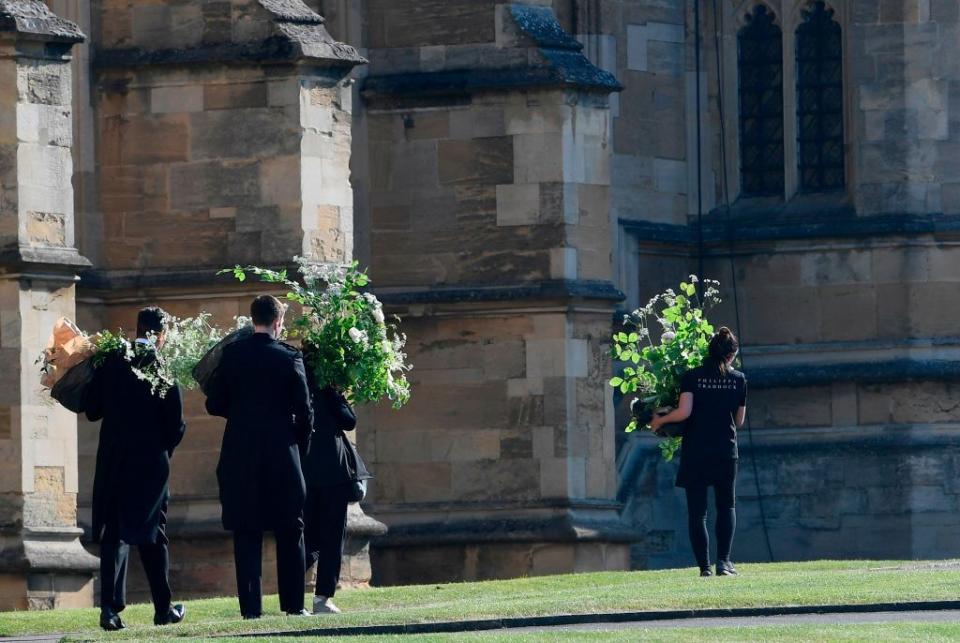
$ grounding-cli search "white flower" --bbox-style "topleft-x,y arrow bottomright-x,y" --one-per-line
661,331 -> 676,343
372,308 -> 385,324
382,340 -> 392,352
348,327 -> 364,343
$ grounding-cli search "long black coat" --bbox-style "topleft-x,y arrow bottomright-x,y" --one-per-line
205,333 -> 314,532
303,385 -> 362,490
85,349 -> 186,545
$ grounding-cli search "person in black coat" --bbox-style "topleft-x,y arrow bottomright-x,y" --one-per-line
85,307 -> 186,631
301,365 -> 366,615
205,295 -> 314,618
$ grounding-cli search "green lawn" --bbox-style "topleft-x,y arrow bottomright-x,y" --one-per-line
0,560 -> 957,641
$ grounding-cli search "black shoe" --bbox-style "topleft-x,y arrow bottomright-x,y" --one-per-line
700,567 -> 713,577
100,609 -> 125,631
717,561 -> 739,576
286,608 -> 311,616
242,613 -> 261,620
155,603 -> 186,626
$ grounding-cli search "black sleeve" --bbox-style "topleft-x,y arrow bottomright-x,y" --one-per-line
326,388 -> 357,433
84,358 -> 107,422
204,351 -> 230,418
680,369 -> 696,395
163,384 -> 187,456
290,353 -> 314,454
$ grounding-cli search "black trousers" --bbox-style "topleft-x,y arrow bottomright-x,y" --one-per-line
684,462 -> 737,570
232,526 -> 305,616
99,519 -> 171,616
304,485 -> 350,598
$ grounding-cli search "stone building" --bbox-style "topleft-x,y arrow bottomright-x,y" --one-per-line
0,0 -> 957,609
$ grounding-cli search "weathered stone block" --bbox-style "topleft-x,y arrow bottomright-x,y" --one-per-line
150,85 -> 204,114
203,81 -> 268,111
438,137 -> 513,186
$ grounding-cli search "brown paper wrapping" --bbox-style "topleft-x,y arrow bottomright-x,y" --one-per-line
40,318 -> 95,389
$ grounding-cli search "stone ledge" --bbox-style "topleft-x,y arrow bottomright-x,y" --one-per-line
79,270 -> 625,306
377,280 -> 625,305
0,246 -> 91,279
363,66 -> 618,104
0,528 -> 98,574
372,511 -> 635,548
621,212 -> 960,246
0,0 -> 84,43
624,423 -> 960,457
750,358 -> 960,389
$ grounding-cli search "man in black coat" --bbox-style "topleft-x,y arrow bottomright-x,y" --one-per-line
205,295 -> 314,618
85,307 -> 186,631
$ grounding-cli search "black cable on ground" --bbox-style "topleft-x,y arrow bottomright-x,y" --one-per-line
694,0 -> 775,562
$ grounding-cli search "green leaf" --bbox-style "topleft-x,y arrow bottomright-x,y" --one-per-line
628,332 -> 639,343
631,353 -> 641,364
609,377 -> 624,387
617,332 -> 629,343
619,382 -> 629,394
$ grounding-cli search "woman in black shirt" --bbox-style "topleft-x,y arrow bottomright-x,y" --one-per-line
651,327 -> 747,577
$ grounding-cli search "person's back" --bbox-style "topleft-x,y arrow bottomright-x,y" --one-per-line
85,307 -> 186,631
209,333 -> 313,531
651,326 -> 747,578
204,294 -> 313,619
679,363 -> 747,464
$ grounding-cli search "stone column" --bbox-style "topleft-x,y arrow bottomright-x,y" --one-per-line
0,0 -> 98,610
359,3 -> 630,584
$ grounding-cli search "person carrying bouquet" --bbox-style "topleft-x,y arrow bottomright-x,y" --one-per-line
205,295 -> 314,619
85,307 -> 187,631
651,327 -> 747,577
299,361 -> 367,615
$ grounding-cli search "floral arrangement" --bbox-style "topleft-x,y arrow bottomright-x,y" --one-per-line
223,258 -> 412,408
133,313 -> 226,397
39,314 -> 228,400
610,276 -> 721,460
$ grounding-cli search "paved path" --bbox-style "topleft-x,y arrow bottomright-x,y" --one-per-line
4,606 -> 960,640
510,609 -> 960,633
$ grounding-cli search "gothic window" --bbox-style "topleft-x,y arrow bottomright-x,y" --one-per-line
738,5 -> 784,197
796,1 -> 844,191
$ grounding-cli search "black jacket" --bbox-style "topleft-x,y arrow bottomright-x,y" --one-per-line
303,386 -> 361,489
206,333 -> 314,531
85,348 -> 185,544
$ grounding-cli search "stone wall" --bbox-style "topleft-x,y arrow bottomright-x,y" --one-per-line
0,1 -> 98,610
357,3 -> 629,584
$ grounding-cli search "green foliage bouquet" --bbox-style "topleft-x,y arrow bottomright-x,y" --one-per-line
224,258 -> 412,408
88,314 -> 225,398
610,276 -> 721,460
134,313 -> 226,397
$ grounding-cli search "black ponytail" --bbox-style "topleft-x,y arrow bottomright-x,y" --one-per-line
708,327 -> 739,375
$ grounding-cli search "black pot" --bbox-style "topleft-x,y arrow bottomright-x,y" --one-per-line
630,398 -> 654,426
654,422 -> 685,438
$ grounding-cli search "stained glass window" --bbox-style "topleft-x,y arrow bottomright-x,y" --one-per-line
738,5 -> 784,197
796,1 -> 844,192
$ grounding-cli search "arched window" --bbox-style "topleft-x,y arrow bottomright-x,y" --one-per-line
796,1 -> 844,191
738,5 -> 784,197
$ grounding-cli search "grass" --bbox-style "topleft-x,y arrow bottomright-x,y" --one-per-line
0,560 -> 958,641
